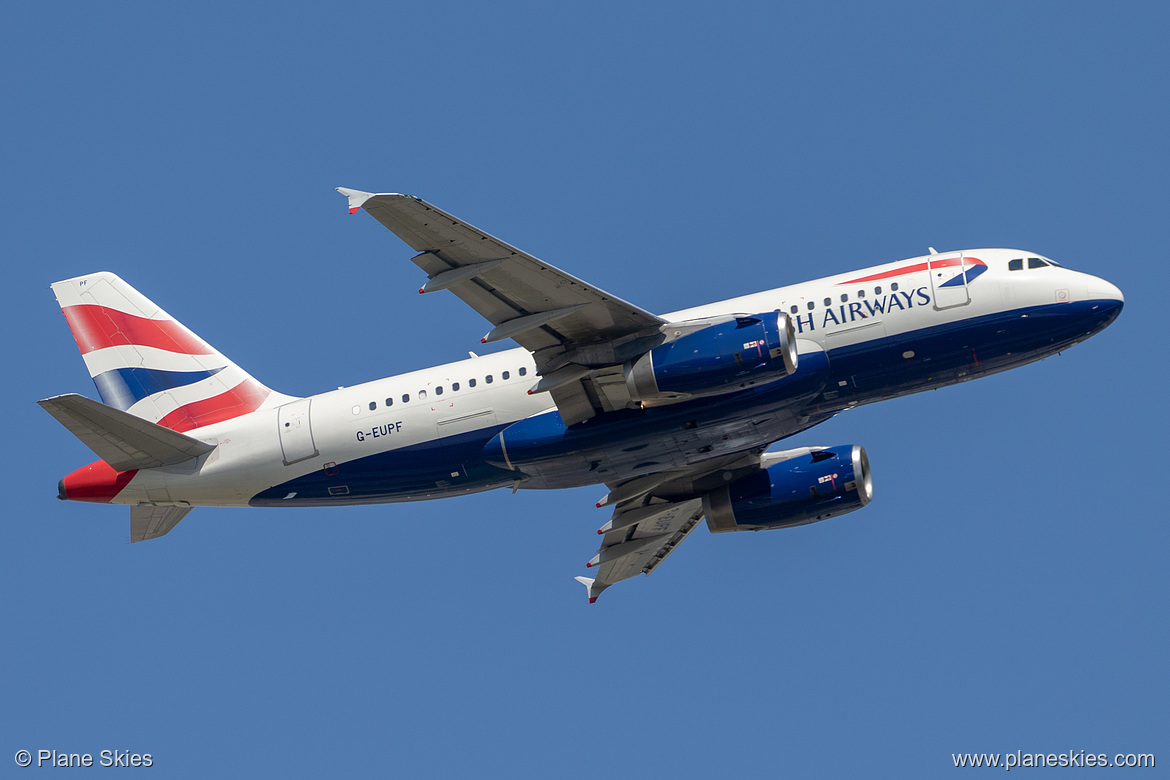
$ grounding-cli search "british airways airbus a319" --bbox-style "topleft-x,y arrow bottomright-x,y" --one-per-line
40,189 -> 1124,601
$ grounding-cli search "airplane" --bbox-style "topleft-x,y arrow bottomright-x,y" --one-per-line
39,188 -> 1124,602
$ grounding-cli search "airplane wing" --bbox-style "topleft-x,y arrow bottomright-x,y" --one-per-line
575,450 -> 768,602
338,189 -> 667,425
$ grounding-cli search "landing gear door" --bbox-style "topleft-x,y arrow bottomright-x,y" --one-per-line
929,252 -> 972,310
278,398 -> 318,466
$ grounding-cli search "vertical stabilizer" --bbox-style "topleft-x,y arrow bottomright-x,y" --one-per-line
51,272 -> 285,432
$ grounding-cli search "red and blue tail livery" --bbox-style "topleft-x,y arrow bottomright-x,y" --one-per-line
51,273 -> 276,433
39,190 -> 1124,601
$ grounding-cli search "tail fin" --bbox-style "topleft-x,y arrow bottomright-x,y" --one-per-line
51,272 -> 280,432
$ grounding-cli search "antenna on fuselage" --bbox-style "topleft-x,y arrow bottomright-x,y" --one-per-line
928,246 -> 938,255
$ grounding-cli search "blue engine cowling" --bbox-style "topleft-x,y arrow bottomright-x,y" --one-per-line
703,445 -> 873,533
624,311 -> 798,403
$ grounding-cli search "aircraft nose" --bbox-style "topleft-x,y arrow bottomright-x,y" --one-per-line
1086,275 -> 1124,305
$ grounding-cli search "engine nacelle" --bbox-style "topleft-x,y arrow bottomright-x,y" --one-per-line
703,445 -> 873,533
624,312 -> 798,403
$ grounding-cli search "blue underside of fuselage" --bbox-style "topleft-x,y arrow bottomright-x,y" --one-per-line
249,298 -> 1122,507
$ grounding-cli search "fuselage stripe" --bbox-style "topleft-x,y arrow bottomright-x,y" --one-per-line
838,256 -> 986,285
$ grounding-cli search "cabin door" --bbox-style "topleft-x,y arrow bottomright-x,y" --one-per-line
929,252 -> 973,310
278,398 -> 319,465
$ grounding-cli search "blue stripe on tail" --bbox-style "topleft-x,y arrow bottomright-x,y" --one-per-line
93,366 -> 226,410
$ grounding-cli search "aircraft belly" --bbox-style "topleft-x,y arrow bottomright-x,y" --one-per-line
487,348 -> 833,489
248,422 -> 516,506
821,298 -> 1123,407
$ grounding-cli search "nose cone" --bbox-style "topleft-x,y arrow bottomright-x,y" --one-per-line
1080,274 -> 1124,334
1086,276 -> 1124,305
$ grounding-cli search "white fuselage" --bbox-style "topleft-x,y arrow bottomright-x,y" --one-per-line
104,248 -> 1122,507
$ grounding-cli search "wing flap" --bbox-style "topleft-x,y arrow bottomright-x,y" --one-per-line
38,393 -> 215,471
575,451 -> 772,601
587,498 -> 706,592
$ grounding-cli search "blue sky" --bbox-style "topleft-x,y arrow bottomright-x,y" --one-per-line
3,2 -> 1166,776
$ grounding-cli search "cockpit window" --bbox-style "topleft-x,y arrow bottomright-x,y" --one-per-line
1008,258 -> 1023,271
1028,257 -> 1048,269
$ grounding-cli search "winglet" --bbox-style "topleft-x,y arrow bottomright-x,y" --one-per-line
336,187 -> 375,215
574,576 -> 606,604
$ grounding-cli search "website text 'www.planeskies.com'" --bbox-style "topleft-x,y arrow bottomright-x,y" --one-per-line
952,751 -> 1154,770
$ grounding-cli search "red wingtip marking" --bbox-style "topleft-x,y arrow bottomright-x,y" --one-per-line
588,597 -> 597,604
526,389 -> 533,395
418,287 -> 425,294
480,337 -> 487,344
595,502 -> 602,508
585,562 -> 593,568
348,206 -> 359,214
597,529 -> 603,535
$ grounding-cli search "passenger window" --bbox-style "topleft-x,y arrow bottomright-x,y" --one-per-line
368,401 -> 376,411
857,289 -> 865,299
502,371 -> 510,380
452,382 -> 460,391
1028,257 -> 1046,269
519,367 -> 527,376
418,389 -> 427,400
1009,258 -> 1023,271
351,405 -> 360,415
875,286 -> 882,295
402,394 -> 410,404
486,375 -> 493,384
840,293 -> 848,303
469,378 -> 477,388
385,398 -> 393,407
789,305 -> 799,314
823,298 -> 831,307
891,282 -> 899,291
435,386 -> 443,395
807,301 -> 815,310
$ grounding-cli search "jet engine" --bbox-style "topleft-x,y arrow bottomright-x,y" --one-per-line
624,312 -> 798,403
703,445 -> 872,533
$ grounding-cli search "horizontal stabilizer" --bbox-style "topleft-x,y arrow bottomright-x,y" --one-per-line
38,393 -> 215,471
131,504 -> 193,542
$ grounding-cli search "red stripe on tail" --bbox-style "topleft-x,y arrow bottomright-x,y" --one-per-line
61,304 -> 213,356
156,379 -> 271,432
